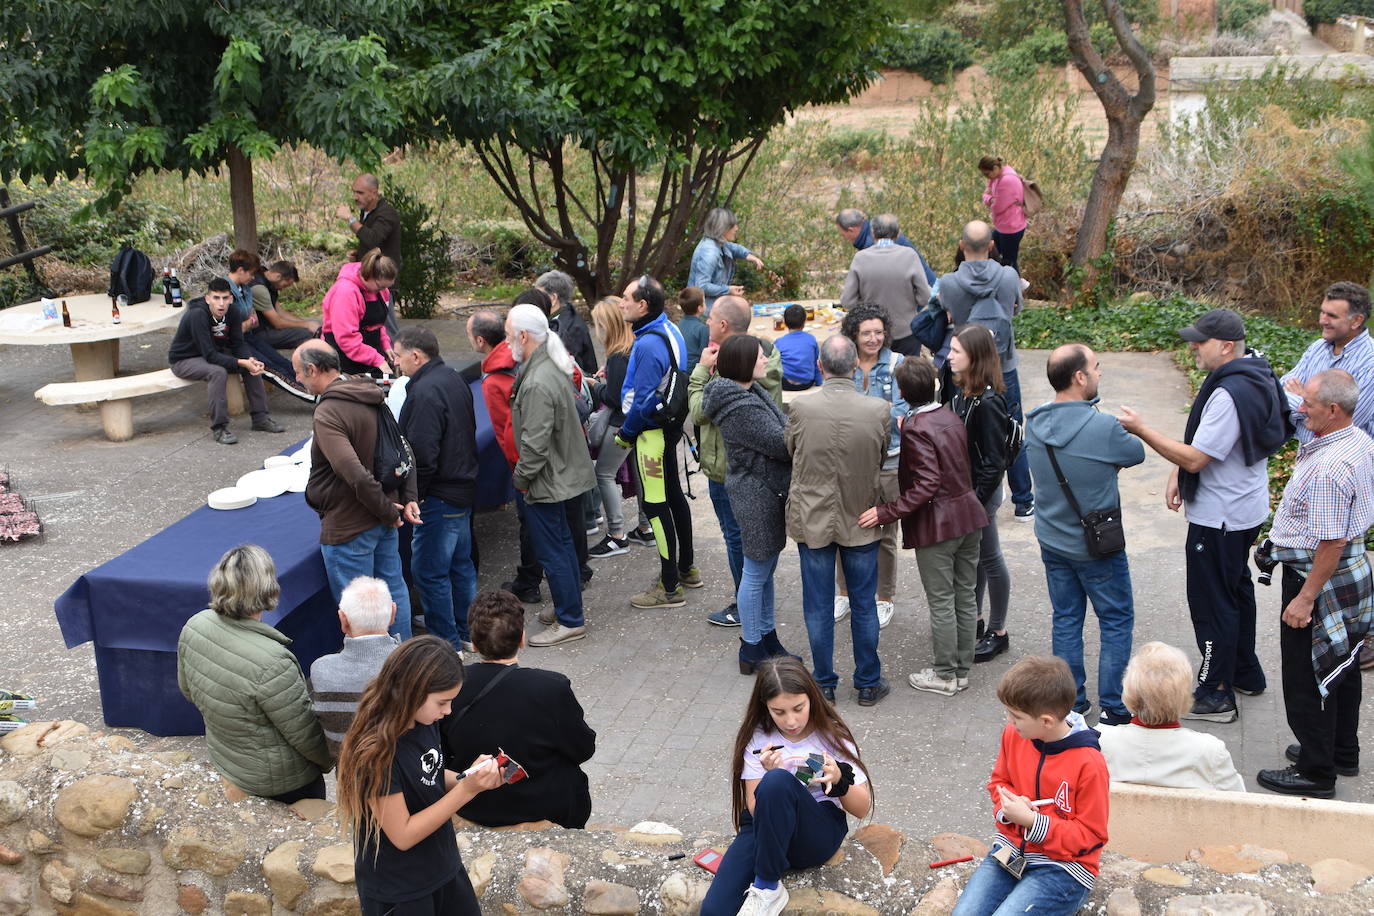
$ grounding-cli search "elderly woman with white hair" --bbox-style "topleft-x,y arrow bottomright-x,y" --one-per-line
177,544 -> 334,802
505,303 -> 597,648
688,207 -> 765,315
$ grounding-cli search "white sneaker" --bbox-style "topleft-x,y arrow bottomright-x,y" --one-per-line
833,596 -> 850,623
957,677 -> 969,692
908,668 -> 958,696
876,600 -> 894,629
737,883 -> 788,916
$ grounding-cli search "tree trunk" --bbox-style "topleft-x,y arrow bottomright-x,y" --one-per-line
227,144 -> 258,253
1062,0 -> 1156,302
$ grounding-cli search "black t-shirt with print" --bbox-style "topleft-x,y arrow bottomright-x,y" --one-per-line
354,722 -> 463,904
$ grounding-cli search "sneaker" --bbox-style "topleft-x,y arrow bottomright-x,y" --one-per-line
630,581 -> 686,609
908,668 -> 958,696
856,678 -> 891,707
251,416 -> 286,433
1183,689 -> 1238,723
737,882 -> 789,916
584,523 -> 600,536
834,596 -> 850,623
537,606 -> 555,626
500,580 -> 543,605
678,566 -> 704,589
1098,708 -> 1132,727
625,527 -> 656,547
212,426 -> 239,445
974,631 -> 1009,662
1014,503 -> 1034,521
1073,701 -> 1094,720
527,623 -> 587,647
707,604 -> 742,627
956,677 -> 970,692
820,686 -> 836,703
588,535 -> 630,559
876,600 -> 894,629
261,370 -> 316,403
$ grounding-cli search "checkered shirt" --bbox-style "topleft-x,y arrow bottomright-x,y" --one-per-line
1270,425 -> 1374,550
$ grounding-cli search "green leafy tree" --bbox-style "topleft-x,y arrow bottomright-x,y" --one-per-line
385,180 -> 453,320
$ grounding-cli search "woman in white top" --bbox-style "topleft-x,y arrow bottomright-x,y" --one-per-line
1098,642 -> 1245,792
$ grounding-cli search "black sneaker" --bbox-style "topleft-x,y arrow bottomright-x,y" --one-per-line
1014,503 -> 1034,521
500,580 -> 543,604
251,417 -> 286,433
820,686 -> 836,703
1098,708 -> 1132,727
588,535 -> 630,559
1286,743 -> 1359,777
856,678 -> 891,707
1183,689 -> 1238,723
212,426 -> 239,445
974,631 -> 1009,662
625,527 -> 656,547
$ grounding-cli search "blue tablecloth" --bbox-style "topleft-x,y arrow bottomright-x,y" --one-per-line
54,377 -> 513,736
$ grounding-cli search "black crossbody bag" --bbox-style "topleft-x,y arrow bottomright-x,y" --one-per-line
1045,445 -> 1125,559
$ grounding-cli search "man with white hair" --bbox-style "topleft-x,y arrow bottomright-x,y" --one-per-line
839,213 -> 930,356
507,304 -> 597,646
307,576 -> 398,755
536,269 -> 599,375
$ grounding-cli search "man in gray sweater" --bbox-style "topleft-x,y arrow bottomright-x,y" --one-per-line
839,213 -> 930,356
308,576 -> 398,755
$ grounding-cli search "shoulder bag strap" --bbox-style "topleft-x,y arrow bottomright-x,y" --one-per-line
1044,444 -> 1087,525
449,663 -> 518,724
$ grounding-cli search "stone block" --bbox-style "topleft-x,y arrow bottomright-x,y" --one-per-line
0,722 -> 89,756
312,845 -> 355,884
658,872 -> 710,916
518,847 -> 570,909
469,852 -> 497,898
909,876 -> 959,916
784,887 -> 880,915
26,831 -> 60,855
0,845 -> 19,867
1142,866 -> 1191,886
928,833 -> 987,861
40,860 -> 78,905
854,824 -> 904,876
163,826 -> 246,877
1310,858 -> 1372,895
0,783 -> 29,826
94,849 -> 149,876
53,893 -> 137,916
624,821 -> 683,846
49,749 -> 91,772
289,798 -> 333,822
1106,887 -> 1141,916
177,884 -> 208,914
582,880 -> 639,914
84,875 -> 142,903
101,736 -> 136,754
262,840 -> 308,911
0,871 -> 30,915
1162,894 -> 1267,915
224,891 -> 272,916
1189,846 -> 1263,875
54,775 -> 138,837
304,894 -> 362,915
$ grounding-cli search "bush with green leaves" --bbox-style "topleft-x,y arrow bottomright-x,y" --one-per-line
9,182 -> 195,265
874,22 -> 974,83
1217,0 -> 1271,33
0,268 -> 49,309
1304,0 -> 1374,25
384,180 -> 453,320
815,129 -> 890,164
978,0 -> 1158,52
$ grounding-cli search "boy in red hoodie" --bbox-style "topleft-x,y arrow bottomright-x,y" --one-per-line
953,656 -> 1108,916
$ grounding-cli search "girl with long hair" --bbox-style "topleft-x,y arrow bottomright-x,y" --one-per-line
337,636 -> 503,915
322,248 -> 399,376
701,657 -> 873,916
947,325 -> 1014,663
586,296 -> 639,557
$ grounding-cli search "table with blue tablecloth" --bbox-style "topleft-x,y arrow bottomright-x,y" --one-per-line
54,375 -> 514,736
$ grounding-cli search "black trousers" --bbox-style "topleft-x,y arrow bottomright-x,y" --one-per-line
513,493 -> 589,589
1280,565 -> 1362,786
1185,522 -> 1265,694
361,873 -> 480,916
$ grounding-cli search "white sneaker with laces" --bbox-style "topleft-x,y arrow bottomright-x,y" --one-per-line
876,600 -> 894,629
833,596 -> 850,623
736,882 -> 788,916
908,668 -> 958,696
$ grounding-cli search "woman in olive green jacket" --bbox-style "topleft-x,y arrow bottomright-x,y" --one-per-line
177,545 -> 333,802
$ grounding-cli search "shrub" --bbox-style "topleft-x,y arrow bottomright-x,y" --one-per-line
815,129 -> 891,165
978,0 -> 1158,52
455,221 -> 547,279
384,180 -> 453,320
875,23 -> 975,83
1304,0 -> 1374,26
1217,0 -> 1271,33
6,182 -> 195,265
0,268 -> 49,309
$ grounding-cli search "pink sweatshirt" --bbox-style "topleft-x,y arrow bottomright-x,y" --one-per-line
983,165 -> 1028,234
321,261 -> 392,370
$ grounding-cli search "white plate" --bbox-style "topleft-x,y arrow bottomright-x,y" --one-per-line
286,466 -> 309,492
208,487 -> 257,511
236,468 -> 290,500
263,455 -> 295,468
290,443 -> 312,464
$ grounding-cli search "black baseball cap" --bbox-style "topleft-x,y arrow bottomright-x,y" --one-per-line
1178,308 -> 1246,342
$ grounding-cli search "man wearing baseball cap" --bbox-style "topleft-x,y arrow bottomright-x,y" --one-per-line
1118,308 -> 1293,724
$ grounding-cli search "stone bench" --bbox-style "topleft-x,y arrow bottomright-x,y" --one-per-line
34,368 -> 245,442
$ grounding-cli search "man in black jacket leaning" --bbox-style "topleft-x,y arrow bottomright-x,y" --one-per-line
168,277 -> 285,445
393,325 -> 479,652
536,269 -> 599,375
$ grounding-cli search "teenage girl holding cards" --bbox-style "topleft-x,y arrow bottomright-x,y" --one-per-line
337,636 -> 504,916
701,656 -> 874,916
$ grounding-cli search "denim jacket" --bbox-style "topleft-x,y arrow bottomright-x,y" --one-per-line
854,348 -> 909,468
688,237 -> 751,312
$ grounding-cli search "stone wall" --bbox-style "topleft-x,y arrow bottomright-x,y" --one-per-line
2,721 -> 1374,915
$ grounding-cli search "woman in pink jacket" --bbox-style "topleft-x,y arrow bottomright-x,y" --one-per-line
979,156 -> 1027,277
322,248 -> 397,376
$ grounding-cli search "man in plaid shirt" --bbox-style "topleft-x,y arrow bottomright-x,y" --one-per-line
1258,369 -> 1374,799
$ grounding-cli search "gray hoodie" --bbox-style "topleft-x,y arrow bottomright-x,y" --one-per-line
938,259 -> 1024,371
1025,397 -> 1145,559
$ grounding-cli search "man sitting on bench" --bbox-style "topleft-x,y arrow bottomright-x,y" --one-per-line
168,277 -> 286,445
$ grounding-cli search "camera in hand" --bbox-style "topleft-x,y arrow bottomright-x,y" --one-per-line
1253,537 -> 1277,587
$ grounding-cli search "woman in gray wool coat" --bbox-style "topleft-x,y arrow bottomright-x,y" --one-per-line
702,334 -> 800,675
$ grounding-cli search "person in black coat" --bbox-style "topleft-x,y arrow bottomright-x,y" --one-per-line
439,589 -> 596,828
394,326 -> 479,651
537,269 -> 600,375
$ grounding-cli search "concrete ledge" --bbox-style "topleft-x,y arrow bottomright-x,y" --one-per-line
1110,781 -> 1374,868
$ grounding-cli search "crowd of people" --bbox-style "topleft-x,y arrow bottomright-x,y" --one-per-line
167,164 -> 1374,916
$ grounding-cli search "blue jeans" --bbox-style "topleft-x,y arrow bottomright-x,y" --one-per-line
710,479 -> 744,591
243,329 -> 298,380
799,542 -> 881,689
1042,546 -> 1134,717
523,498 -> 584,628
320,525 -> 412,641
1002,369 -> 1032,510
699,770 -> 848,916
409,497 -> 476,648
952,854 -> 1091,916
737,552 -> 779,645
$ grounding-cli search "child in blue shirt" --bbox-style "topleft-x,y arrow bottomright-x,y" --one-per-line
775,305 -> 820,391
675,286 -> 711,374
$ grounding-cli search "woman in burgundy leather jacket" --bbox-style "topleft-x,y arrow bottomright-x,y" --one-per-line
859,358 -> 987,698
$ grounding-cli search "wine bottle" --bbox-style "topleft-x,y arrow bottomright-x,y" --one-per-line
162,267 -> 173,305
170,269 -> 184,307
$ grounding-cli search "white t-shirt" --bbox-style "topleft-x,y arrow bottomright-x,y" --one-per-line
1185,389 -> 1271,530
739,728 -> 867,807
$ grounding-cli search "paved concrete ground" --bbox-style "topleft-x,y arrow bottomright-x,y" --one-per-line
2,322 -> 1370,845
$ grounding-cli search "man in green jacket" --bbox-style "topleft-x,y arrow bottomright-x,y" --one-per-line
507,304 -> 597,647
687,294 -> 783,627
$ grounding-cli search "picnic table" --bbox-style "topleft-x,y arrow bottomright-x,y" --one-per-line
0,293 -> 182,379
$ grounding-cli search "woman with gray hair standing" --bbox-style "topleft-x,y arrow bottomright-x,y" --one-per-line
177,544 -> 333,803
688,207 -> 765,315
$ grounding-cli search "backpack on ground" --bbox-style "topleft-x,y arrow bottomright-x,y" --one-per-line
1020,177 -> 1044,218
647,327 -> 689,428
968,292 -> 1014,368
374,403 -> 415,493
108,246 -> 155,304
